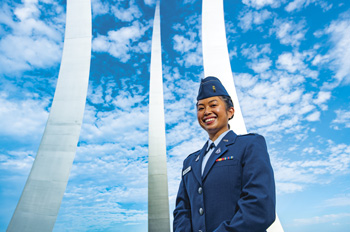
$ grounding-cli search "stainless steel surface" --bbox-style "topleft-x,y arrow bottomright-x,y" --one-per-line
201,1 -> 284,231
7,0 -> 92,231
148,2 -> 171,232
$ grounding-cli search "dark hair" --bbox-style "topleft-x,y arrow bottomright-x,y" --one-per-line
219,96 -> 234,120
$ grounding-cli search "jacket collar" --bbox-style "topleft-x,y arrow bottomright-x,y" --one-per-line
191,130 -> 238,184
202,130 -> 237,181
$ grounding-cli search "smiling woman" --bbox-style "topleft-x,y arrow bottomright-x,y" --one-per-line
196,91 -> 234,141
173,76 -> 276,232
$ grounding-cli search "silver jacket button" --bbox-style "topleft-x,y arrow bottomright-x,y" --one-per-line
199,208 -> 204,215
198,187 -> 203,194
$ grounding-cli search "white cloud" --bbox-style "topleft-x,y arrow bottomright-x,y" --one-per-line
172,15 -> 202,68
323,12 -> 350,85
305,111 -> 320,121
271,141 -> 350,194
242,0 -> 283,9
276,52 -> 304,73
144,0 -> 156,6
241,43 -> 271,59
314,91 -> 331,105
234,68 -> 331,139
233,73 -> 258,88
0,150 -> 35,173
81,105 -> 149,145
0,1 -> 64,76
241,44 -> 272,73
92,20 -> 151,62
331,108 -> 350,130
0,35 -> 62,73
324,194 -> 350,207
111,0 -> 142,22
294,213 -> 350,226
313,91 -> 331,110
173,34 -> 197,53
285,0 -> 333,12
238,9 -> 272,31
276,51 -> 319,78
0,92 -> 49,141
276,182 -> 303,194
249,57 -> 272,73
56,198 -> 147,231
270,18 -> 307,47
91,0 -> 109,16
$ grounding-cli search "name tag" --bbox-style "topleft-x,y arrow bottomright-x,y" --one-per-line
182,166 -> 192,176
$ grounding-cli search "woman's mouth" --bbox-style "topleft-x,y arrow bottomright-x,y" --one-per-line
204,117 -> 216,124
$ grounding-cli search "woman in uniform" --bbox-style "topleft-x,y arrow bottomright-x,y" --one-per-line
173,76 -> 276,232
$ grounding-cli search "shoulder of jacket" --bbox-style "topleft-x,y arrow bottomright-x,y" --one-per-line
183,150 -> 200,163
237,133 -> 264,141
238,132 -> 262,137
186,150 -> 200,159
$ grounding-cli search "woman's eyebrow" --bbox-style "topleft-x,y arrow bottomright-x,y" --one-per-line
208,100 -> 218,104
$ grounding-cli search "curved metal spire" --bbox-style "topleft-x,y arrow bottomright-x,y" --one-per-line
201,0 -> 284,231
7,0 -> 92,231
148,2 -> 171,232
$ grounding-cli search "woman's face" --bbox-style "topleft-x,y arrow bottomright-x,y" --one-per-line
197,96 -> 234,140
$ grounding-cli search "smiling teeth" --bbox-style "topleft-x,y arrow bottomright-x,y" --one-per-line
205,118 -> 215,122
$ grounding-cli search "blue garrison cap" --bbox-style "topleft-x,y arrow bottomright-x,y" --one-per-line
197,76 -> 230,101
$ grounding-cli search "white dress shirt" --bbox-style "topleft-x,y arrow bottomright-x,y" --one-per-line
201,130 -> 230,175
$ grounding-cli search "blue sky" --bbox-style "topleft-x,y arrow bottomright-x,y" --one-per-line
1,0 -> 350,231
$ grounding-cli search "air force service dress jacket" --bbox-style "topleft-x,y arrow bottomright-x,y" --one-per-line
173,130 -> 276,232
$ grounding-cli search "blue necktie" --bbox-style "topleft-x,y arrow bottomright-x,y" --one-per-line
207,142 -> 215,153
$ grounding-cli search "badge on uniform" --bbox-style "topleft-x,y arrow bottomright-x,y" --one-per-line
182,166 -> 192,176
215,148 -> 221,154
216,156 -> 234,162
195,155 -> 200,162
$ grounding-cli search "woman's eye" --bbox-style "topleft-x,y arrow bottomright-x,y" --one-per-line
198,107 -> 204,111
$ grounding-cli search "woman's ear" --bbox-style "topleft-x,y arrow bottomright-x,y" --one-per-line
228,107 -> 235,120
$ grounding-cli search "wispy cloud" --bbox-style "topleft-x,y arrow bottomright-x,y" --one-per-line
285,0 -> 333,12
234,70 -> 325,136
324,194 -> 350,207
0,150 -> 34,174
92,20 -> 152,62
111,0 -> 142,22
238,9 -> 272,32
0,92 -> 48,141
323,11 -> 350,86
294,213 -> 350,226
242,0 -> 283,9
172,15 -> 202,68
331,108 -> 350,130
272,140 -> 350,194
0,1 -> 64,75
241,44 -> 272,73
270,18 -> 307,47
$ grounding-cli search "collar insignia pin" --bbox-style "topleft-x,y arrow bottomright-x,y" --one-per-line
215,148 -> 221,154
195,155 -> 199,162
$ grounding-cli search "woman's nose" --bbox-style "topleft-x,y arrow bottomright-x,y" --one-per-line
204,106 -> 211,115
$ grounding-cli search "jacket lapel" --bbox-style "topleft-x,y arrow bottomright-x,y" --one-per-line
202,131 -> 238,181
191,142 -> 208,185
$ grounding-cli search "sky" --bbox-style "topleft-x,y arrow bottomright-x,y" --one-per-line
1,0 -> 350,231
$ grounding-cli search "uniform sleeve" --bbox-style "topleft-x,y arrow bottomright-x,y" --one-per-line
173,168 -> 192,232
214,134 -> 276,232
